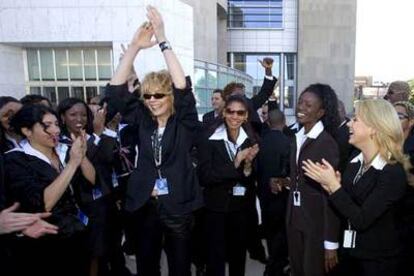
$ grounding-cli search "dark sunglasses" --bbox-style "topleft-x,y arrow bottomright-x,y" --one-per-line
143,93 -> 167,100
225,108 -> 247,116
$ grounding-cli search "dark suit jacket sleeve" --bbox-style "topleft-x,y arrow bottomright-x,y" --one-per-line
104,82 -> 143,125
4,154 -> 45,212
197,139 -> 245,187
251,76 -> 277,110
322,140 -> 341,243
330,164 -> 406,231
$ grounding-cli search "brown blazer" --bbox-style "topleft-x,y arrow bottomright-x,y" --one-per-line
286,130 -> 340,243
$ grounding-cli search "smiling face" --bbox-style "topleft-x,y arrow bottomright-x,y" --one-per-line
23,113 -> 61,148
61,103 -> 88,136
211,92 -> 224,112
0,102 -> 23,132
347,114 -> 374,148
143,92 -> 173,119
296,91 -> 324,131
223,101 -> 248,131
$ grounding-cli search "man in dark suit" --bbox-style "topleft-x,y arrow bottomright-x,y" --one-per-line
257,109 -> 291,276
202,89 -> 224,125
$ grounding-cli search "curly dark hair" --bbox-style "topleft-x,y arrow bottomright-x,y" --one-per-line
222,82 -> 245,99
302,83 -> 340,138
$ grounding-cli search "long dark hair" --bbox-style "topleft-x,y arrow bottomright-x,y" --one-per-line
56,98 -> 94,136
10,105 -> 58,138
211,95 -> 259,144
302,84 -> 340,138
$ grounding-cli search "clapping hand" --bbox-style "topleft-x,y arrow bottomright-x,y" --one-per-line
146,5 -> 166,43
302,159 -> 342,194
69,131 -> 87,167
130,21 -> 157,50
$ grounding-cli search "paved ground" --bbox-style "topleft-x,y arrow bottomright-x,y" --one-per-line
125,251 -> 266,276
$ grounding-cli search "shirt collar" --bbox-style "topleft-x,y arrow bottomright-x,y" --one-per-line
21,142 -> 52,165
296,121 -> 324,140
350,152 -> 387,170
209,124 -> 248,147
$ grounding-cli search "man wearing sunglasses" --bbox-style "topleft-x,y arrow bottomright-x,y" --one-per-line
384,80 -> 411,104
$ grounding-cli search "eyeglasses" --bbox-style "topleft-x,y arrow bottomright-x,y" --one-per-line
143,93 -> 168,100
225,108 -> 247,116
397,112 -> 409,120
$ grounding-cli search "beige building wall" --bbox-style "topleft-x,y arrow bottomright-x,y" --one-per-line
180,0 -> 227,64
297,0 -> 357,111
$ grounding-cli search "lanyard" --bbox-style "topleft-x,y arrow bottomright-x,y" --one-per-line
152,129 -> 163,178
352,153 -> 378,185
224,140 -> 238,161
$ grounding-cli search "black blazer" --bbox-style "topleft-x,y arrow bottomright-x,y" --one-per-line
202,110 -> 216,125
330,159 -> 407,259
197,133 -> 256,213
105,78 -> 203,215
4,150 -> 83,236
257,129 -> 290,210
287,130 -> 340,243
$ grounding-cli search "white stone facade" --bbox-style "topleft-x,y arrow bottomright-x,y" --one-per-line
0,0 -> 194,98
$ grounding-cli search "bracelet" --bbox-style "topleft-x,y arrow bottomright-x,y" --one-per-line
159,41 -> 172,52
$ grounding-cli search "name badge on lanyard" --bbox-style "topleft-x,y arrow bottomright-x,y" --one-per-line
152,128 -> 169,196
293,191 -> 301,207
233,184 -> 246,196
343,221 -> 356,248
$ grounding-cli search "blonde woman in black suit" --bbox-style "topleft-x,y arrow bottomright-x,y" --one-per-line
303,99 -> 410,276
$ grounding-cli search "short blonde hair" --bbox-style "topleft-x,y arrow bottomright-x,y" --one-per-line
141,70 -> 175,115
355,99 -> 410,171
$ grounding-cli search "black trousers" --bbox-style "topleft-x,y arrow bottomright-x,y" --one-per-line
261,209 -> 288,276
287,224 -> 325,276
131,199 -> 193,276
338,254 -> 399,276
205,209 -> 248,276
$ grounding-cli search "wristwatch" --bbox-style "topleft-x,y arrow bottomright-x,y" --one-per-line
159,41 -> 172,52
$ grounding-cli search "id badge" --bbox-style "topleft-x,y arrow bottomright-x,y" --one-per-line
233,184 -> 246,196
77,209 -> 89,226
343,230 -> 356,248
155,178 -> 169,196
293,191 -> 301,207
112,171 -> 119,188
92,187 -> 103,200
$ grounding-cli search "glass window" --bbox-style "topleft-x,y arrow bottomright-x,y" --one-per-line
71,86 -> 84,100
97,49 -> 112,80
194,68 -> 206,88
284,86 -> 294,108
233,53 -> 280,91
86,86 -> 98,101
58,87 -> 70,102
285,54 -> 295,81
69,49 -> 83,80
39,49 -> 54,81
84,49 -> 97,80
228,0 -> 283,29
43,87 -> 57,104
207,71 -> 217,89
55,49 -> 69,81
30,87 -> 41,95
27,49 -> 40,81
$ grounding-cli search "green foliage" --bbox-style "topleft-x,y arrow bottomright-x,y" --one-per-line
409,79 -> 414,105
